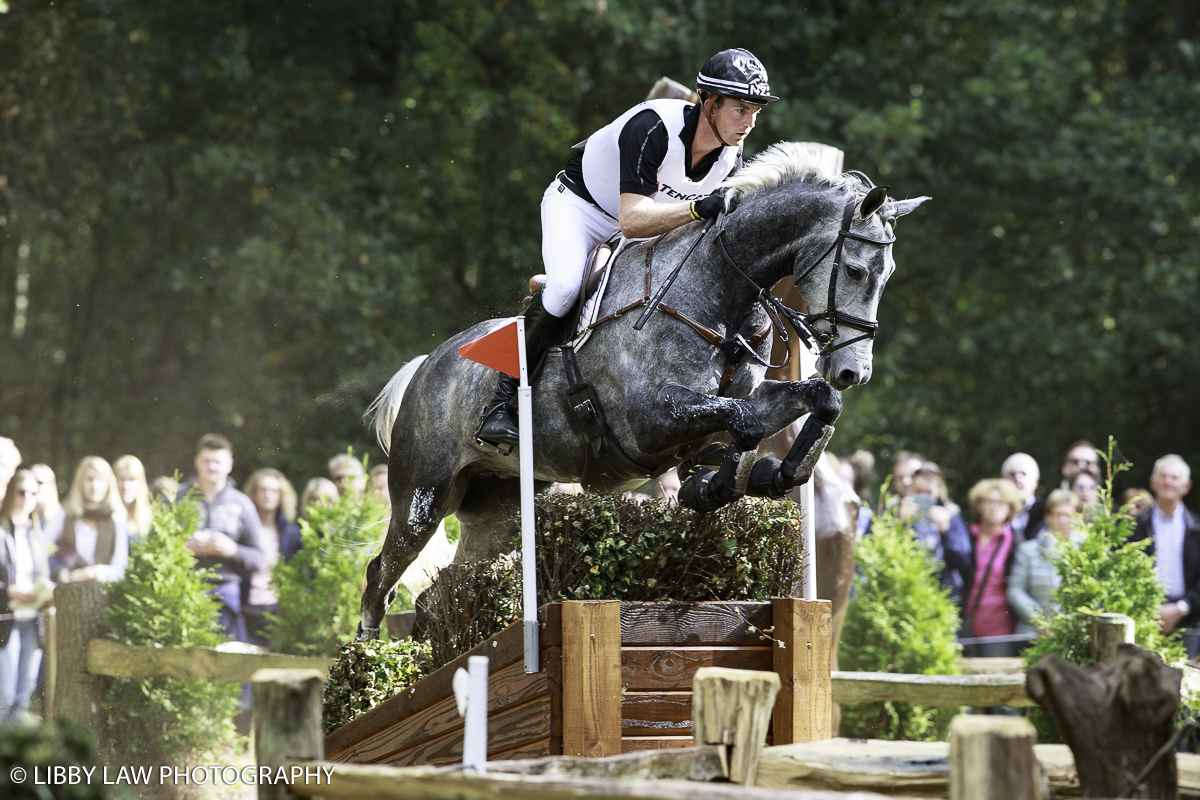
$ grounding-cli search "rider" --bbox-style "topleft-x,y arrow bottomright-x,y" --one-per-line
476,48 -> 779,449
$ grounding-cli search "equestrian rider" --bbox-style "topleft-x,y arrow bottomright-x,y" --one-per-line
476,48 -> 779,450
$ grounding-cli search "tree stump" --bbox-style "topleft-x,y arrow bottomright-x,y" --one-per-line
252,668 -> 325,800
1026,643 -> 1180,799
692,667 -> 780,785
1090,612 -> 1135,664
948,714 -> 1046,800
54,582 -> 109,742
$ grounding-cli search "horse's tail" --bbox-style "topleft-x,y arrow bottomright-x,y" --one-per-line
366,355 -> 428,455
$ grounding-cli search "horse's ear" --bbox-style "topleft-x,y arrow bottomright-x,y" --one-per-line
888,196 -> 932,219
859,185 -> 890,218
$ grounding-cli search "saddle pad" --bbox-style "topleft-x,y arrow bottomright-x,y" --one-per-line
566,237 -> 636,352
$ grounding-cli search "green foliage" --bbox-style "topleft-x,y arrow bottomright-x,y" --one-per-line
103,495 -> 243,768
0,717 -> 107,800
1022,440 -> 1185,739
322,638 -> 433,734
532,493 -> 804,603
420,556 -> 523,672
268,489 -> 405,657
839,492 -> 962,741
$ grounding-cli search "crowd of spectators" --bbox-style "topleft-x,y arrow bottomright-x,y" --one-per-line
0,433 -> 390,721
850,440 -> 1196,659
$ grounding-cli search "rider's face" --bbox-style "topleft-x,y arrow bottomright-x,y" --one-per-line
707,96 -> 761,145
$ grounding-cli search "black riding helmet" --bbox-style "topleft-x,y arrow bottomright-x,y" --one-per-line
695,48 -> 779,105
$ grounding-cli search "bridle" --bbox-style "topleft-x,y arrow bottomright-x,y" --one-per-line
714,193 -> 896,357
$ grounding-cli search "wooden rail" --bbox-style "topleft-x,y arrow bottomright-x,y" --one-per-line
830,670 -> 1034,708
87,638 -> 332,681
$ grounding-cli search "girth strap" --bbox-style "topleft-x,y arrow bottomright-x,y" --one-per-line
561,345 -> 655,476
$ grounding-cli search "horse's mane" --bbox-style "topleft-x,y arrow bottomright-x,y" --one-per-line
722,142 -> 872,204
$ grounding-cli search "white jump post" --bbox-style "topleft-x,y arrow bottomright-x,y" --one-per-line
516,317 -> 539,674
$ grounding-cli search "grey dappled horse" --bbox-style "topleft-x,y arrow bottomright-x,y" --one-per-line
358,143 -> 928,639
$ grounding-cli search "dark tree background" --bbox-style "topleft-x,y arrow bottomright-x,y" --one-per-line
0,0 -> 1197,502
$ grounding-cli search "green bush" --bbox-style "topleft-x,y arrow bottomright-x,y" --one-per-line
322,638 -> 433,733
268,489 -> 408,657
103,494 -> 243,769
1022,439 -> 1185,740
838,491 -> 962,741
0,717 -> 108,800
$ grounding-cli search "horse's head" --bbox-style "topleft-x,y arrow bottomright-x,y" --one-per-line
798,185 -> 929,391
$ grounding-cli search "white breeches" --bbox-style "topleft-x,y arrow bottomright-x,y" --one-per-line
540,180 -> 621,318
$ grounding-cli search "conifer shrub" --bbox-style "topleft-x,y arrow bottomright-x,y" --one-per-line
268,489 -> 409,657
103,494 -> 243,776
1021,439 -> 1185,740
838,490 -> 962,741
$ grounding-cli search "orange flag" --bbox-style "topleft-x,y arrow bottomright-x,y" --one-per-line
458,321 -> 522,379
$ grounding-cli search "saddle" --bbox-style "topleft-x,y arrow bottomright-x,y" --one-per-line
525,233 -> 628,350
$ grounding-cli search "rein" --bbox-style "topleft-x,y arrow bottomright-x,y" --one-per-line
714,194 -> 896,357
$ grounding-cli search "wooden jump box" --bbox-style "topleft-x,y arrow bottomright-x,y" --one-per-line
324,598 -> 832,767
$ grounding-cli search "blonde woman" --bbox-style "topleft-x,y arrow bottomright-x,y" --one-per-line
113,455 -> 154,538
0,469 -> 52,719
299,477 -> 339,520
1008,489 -> 1082,638
43,457 -> 130,584
29,463 -> 63,529
962,477 -> 1024,657
242,469 -> 302,648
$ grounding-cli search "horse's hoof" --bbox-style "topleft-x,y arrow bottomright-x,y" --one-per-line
355,623 -> 381,642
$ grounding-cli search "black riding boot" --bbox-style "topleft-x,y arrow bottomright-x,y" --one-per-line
475,293 -> 568,451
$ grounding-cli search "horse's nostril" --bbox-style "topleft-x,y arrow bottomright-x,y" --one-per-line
837,368 -> 859,386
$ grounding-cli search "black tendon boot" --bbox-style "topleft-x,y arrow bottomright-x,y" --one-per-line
475,292 -> 569,452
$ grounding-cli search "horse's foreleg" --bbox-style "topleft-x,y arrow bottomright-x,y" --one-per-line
743,379 -> 843,497
651,385 -> 765,513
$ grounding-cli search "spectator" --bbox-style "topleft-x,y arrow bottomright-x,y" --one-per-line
890,450 -> 925,498
113,455 -> 154,538
1070,471 -> 1101,520
328,454 -> 366,497
898,463 -> 972,608
0,469 -> 52,720
368,464 -> 390,505
45,456 -> 130,584
241,469 -> 302,649
1001,452 -> 1043,543
299,477 -> 339,520
29,464 -> 62,529
0,437 -> 21,505
149,475 -> 178,503
1060,440 -> 1101,489
1008,489 -> 1082,639
177,434 -> 264,641
1120,487 -> 1153,520
846,450 -> 876,507
1131,455 -> 1199,650
963,478 -> 1022,656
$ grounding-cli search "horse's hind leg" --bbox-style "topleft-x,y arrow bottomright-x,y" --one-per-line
357,480 -> 452,641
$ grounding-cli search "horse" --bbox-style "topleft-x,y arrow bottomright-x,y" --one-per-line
358,142 -> 929,639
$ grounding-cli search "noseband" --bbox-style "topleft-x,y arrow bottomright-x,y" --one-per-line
715,194 -> 896,357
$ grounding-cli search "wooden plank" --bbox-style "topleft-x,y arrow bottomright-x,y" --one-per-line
831,671 -> 1034,708
383,693 -> 559,767
490,737 -> 557,762
692,667 -> 779,785
330,658 -> 554,764
621,738 -> 695,753
622,692 -> 692,737
484,745 -> 727,781
325,604 -> 559,757
285,759 -> 898,800
622,647 -> 773,691
772,598 -> 833,745
621,602 -> 773,646
88,638 -> 332,682
563,600 -> 622,757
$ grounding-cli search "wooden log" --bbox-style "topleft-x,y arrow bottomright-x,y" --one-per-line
284,758 -> 905,800
1090,612 -> 1135,664
87,637 -> 333,681
251,668 -> 325,800
483,745 -> 727,781
563,600 -> 622,757
1026,643 -> 1180,799
948,714 -> 1044,800
956,657 -> 1024,675
692,667 -> 780,785
55,582 -> 109,741
772,598 -> 833,744
621,602 -> 774,646
622,647 -> 773,691
831,671 -> 1034,707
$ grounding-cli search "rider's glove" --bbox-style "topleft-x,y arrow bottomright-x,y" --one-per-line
690,190 -> 738,221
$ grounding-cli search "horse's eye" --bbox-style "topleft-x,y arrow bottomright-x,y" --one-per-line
846,264 -> 867,281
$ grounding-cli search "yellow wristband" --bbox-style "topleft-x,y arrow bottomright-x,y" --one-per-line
690,201 -> 700,221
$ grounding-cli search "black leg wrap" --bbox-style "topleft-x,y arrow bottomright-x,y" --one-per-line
779,416 -> 835,486
678,446 -> 751,513
747,456 -> 789,498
